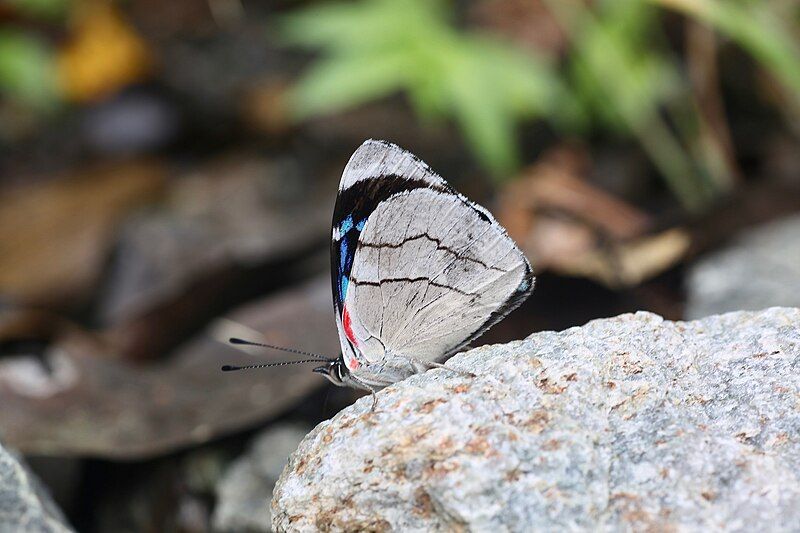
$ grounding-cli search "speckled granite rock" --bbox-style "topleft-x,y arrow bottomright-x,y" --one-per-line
272,308 -> 800,532
0,442 -> 74,533
687,214 -> 800,319
214,424 -> 310,532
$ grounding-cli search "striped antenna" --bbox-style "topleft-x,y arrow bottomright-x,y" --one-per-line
228,338 -> 333,361
221,360 -> 325,372
220,337 -> 334,372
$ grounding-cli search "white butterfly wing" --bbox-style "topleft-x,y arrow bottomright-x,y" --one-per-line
339,147 -> 532,366
338,139 -> 448,191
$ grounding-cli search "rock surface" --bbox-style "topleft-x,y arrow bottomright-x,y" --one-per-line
0,442 -> 74,532
687,214 -> 800,319
214,424 -> 311,532
99,155 -> 332,325
272,308 -> 800,532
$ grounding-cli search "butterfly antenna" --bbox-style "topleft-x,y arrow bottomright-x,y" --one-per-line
221,359 -> 325,372
227,337 -> 334,361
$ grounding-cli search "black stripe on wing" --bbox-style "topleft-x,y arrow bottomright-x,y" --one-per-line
332,175 -> 445,229
350,275 -> 472,297
331,175 -> 442,313
359,233 -> 507,273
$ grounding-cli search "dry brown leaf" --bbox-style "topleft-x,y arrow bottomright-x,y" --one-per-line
0,276 -> 335,459
57,1 -> 152,102
0,309 -> 73,345
498,145 -> 690,287
555,229 -> 691,288
500,145 -> 650,240
0,161 -> 166,306
239,78 -> 293,136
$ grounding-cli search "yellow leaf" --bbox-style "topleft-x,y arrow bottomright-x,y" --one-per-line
57,1 -> 151,102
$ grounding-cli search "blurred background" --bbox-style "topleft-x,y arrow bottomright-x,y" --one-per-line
0,0 -> 799,531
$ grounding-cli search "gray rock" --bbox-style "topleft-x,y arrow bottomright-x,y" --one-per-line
99,155 -> 333,325
0,442 -> 74,533
687,214 -> 800,319
215,424 -> 310,532
272,308 -> 800,532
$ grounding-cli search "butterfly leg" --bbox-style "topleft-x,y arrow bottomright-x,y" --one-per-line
349,374 -> 380,411
369,389 -> 378,412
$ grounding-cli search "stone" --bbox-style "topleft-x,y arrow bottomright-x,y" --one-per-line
81,89 -> 180,156
687,214 -> 800,319
98,155 -> 332,326
214,424 -> 311,532
272,308 -> 800,532
0,441 -> 74,532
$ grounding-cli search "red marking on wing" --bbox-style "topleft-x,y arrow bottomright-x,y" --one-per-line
342,306 -> 360,370
342,306 -> 356,345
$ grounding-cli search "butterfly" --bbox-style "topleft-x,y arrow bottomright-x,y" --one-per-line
224,140 -> 534,409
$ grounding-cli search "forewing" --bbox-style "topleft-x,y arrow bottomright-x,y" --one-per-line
331,140 -> 453,368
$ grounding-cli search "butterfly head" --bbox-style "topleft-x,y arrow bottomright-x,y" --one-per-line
313,356 -> 348,387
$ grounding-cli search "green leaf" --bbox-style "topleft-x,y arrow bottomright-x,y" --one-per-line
277,0 -> 562,178
6,0 -> 70,20
0,29 -> 59,110
652,0 -> 800,103
450,72 -> 518,175
289,50 -> 412,118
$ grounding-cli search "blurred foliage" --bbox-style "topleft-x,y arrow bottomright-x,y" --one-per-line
0,0 -> 150,113
654,0 -> 800,106
551,0 -> 722,209
0,0 -> 798,210
57,1 -> 152,102
281,0 -> 800,210
0,0 -> 69,113
5,0 -> 71,19
0,29 -> 59,111
279,0 -> 575,176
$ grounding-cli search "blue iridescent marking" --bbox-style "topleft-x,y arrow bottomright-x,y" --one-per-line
336,215 -> 367,303
339,239 -> 349,271
338,238 -> 352,302
340,215 -> 354,234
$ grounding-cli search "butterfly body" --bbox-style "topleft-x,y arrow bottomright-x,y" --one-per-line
316,140 -> 534,393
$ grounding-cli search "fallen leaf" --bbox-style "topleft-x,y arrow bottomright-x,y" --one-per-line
498,144 -> 690,287
500,145 -> 650,241
57,1 -> 152,102
556,229 -> 691,287
0,160 -> 166,307
0,275 -> 336,459
96,154 -> 333,361
238,77 -> 293,136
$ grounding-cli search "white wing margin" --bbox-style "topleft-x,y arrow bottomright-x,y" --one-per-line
339,139 -> 447,190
